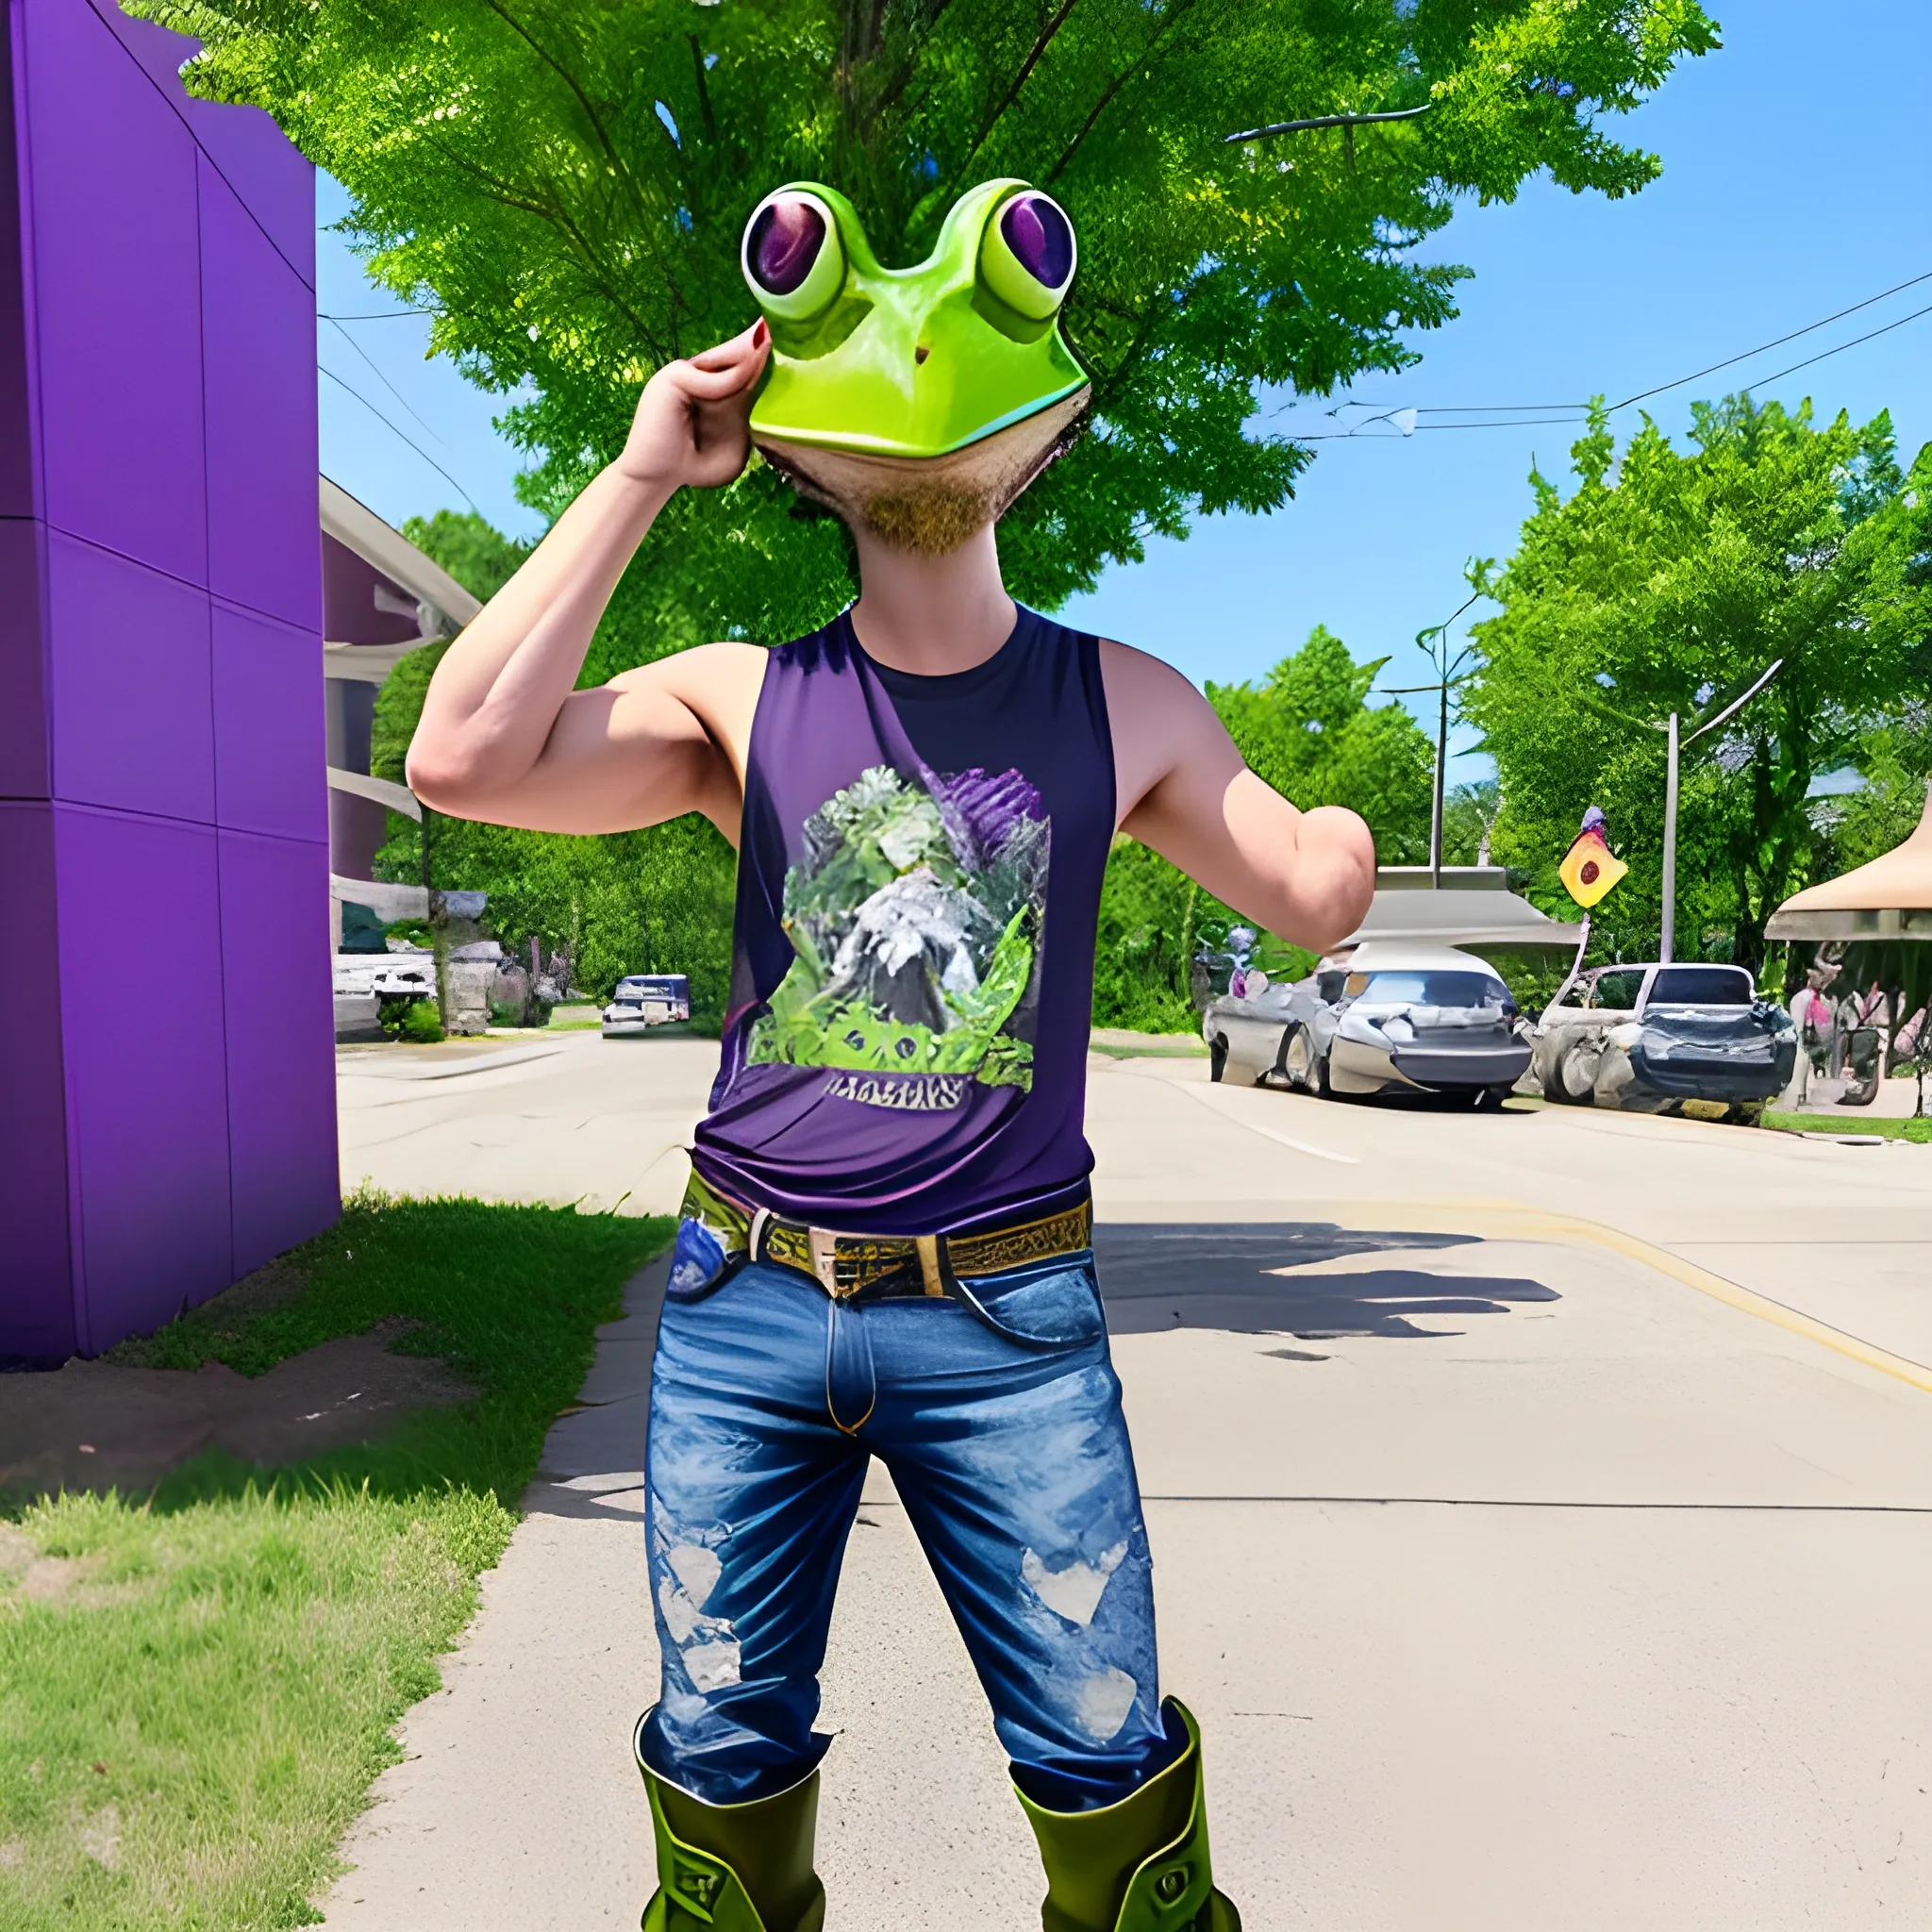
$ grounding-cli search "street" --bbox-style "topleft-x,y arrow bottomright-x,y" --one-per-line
326,1033 -> 1932,1930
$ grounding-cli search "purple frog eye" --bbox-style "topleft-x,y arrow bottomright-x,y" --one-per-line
999,193 -> 1074,291
979,188 -> 1076,321
747,196 -> 825,295
741,189 -> 845,319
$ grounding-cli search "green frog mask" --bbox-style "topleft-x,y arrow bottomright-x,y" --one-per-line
741,179 -> 1090,555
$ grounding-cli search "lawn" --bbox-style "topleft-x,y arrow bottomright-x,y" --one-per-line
0,1192 -> 670,1930
1764,1110 -> 1932,1141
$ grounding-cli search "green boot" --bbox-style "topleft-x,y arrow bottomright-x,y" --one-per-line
636,1747 -> 827,1932
1015,1700 -> 1241,1932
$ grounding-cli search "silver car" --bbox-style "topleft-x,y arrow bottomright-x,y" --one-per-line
1203,941 -> 1531,1106
1532,961 -> 1796,1117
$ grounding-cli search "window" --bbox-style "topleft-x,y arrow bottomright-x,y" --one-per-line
1589,971 -> 1645,1010
1647,966 -> 1751,1007
1354,971 -> 1512,1008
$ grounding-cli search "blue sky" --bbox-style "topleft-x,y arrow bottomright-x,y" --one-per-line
317,0 -> 1931,782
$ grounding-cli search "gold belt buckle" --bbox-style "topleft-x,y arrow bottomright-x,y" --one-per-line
807,1226 -> 857,1299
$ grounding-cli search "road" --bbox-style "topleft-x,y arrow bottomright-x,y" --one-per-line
326,1032 -> 1932,1930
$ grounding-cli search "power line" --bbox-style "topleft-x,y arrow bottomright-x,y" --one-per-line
1726,299 -> 1932,399
318,364 -> 482,512
321,319 -> 449,450
320,307 -> 443,322
1280,267 -> 1932,438
1608,269 -> 1932,410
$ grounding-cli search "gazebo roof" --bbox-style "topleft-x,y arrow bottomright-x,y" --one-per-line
1765,785 -> 1932,941
1341,871 -> 1585,950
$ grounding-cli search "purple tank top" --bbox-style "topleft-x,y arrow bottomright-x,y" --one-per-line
690,604 -> 1116,1236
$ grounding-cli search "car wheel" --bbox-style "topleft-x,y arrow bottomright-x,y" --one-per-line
1560,1038 -> 1604,1105
1208,1034 -> 1228,1083
1282,1025 -> 1315,1093
1541,1038 -> 1596,1105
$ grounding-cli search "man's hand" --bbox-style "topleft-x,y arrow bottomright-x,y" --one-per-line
615,321 -> 770,494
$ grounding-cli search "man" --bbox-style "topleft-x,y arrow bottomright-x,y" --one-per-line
409,179 -> 1374,1932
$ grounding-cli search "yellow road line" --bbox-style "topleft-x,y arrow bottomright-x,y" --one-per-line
1333,1197 -> 1932,1397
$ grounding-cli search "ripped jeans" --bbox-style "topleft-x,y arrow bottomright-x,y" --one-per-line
636,1249 -> 1166,1812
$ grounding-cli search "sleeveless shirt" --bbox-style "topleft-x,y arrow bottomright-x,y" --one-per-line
690,604 -> 1116,1236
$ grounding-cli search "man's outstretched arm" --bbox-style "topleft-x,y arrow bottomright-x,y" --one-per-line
1102,642 -> 1377,955
405,323 -> 771,840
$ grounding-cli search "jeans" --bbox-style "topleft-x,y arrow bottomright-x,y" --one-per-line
636,1246 -> 1166,1812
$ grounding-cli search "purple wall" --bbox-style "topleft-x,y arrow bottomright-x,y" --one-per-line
0,0 -> 338,1363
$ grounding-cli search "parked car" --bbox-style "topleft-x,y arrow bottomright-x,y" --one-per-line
1531,961 -> 1796,1119
602,974 -> 692,1037
1202,941 -> 1532,1106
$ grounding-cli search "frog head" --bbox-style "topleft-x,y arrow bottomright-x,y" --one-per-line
741,179 -> 1090,555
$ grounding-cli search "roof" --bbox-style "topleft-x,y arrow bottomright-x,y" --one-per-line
1766,785 -> 1932,940
320,476 -> 482,633
1339,886 -> 1586,950
1346,941 -> 1507,975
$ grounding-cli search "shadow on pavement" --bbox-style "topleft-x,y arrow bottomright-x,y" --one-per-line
1092,1222 -> 1559,1340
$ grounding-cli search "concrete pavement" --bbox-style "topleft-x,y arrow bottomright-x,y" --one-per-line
322,1034 -> 1932,1929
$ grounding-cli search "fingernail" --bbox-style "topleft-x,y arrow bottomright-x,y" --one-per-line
754,318 -> 769,346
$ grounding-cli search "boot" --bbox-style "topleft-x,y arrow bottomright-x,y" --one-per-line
636,1747 -> 827,1932
1016,1699 -> 1241,1932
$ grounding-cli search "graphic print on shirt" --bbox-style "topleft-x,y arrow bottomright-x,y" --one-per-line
744,761 -> 1049,1100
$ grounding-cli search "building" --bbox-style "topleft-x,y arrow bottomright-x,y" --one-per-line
320,476 -> 477,935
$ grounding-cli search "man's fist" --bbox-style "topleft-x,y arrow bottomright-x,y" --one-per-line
617,321 -> 770,494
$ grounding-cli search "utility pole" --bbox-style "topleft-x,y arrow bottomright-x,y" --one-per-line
1660,711 -> 1680,961
1657,658 -> 1784,965
1387,587 -> 1483,891
1430,673 -> 1449,889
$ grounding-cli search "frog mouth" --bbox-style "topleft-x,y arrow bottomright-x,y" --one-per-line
754,387 -> 1090,556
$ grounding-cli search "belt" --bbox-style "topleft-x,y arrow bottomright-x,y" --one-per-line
679,1171 -> 1092,1301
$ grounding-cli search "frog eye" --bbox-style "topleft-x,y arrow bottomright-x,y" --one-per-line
742,191 -> 845,321
979,191 -> 1076,319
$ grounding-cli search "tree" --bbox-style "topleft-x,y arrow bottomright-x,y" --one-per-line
136,0 -> 1715,647
1464,400 -> 1932,974
1442,776 -> 1502,865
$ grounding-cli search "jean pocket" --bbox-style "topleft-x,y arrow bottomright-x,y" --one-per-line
958,1258 -> 1106,1347
665,1216 -> 742,1305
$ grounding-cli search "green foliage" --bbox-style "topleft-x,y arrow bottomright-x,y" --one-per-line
132,0 -> 1714,639
1208,625 -> 1435,860
1442,777 -> 1502,865
1826,720 -> 1932,873
4,1197 -> 668,1929
1464,400 -> 1932,973
1092,836 -> 1211,1033
388,997 -> 445,1043
399,509 -> 532,604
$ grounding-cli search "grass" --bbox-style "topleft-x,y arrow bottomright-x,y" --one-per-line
0,1191 -> 670,1930
1764,1110 -> 1932,1142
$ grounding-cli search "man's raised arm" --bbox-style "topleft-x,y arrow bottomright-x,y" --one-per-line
405,323 -> 772,840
